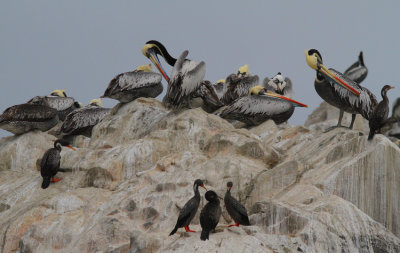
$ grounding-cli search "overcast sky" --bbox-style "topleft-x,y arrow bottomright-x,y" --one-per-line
1,1 -> 399,137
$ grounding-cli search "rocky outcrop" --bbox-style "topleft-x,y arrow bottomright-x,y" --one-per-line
0,98 -> 399,252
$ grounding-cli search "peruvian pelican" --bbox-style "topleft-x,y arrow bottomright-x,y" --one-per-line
59,98 -> 111,137
344,51 -> 368,84
368,85 -> 394,140
220,86 -> 307,126
102,64 -> 162,103
263,72 -> 293,98
305,49 -> 377,130
142,40 -> 206,108
27,89 -> 80,121
213,79 -> 226,98
191,80 -> 224,113
220,64 -> 259,105
0,103 -> 58,135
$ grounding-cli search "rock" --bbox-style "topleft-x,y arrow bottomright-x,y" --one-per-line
1,97 -> 400,252
83,167 -> 113,189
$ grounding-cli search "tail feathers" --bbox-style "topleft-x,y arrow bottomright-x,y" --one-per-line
169,227 -> 178,236
200,230 -> 209,241
41,177 -> 51,189
368,129 -> 375,140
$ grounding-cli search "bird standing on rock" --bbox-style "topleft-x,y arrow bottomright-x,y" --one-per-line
200,190 -> 221,241
224,182 -> 250,227
305,49 -> 377,130
169,179 -> 207,235
41,139 -> 75,189
368,85 -> 394,140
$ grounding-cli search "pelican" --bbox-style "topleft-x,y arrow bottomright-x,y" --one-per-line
220,64 -> 259,105
191,80 -> 224,113
344,51 -> 368,84
305,49 -> 377,130
142,40 -> 206,109
0,103 -> 58,135
263,72 -> 293,98
213,79 -> 226,98
219,86 -> 307,126
102,64 -> 162,103
59,98 -> 111,137
27,89 -> 80,121
368,85 -> 394,140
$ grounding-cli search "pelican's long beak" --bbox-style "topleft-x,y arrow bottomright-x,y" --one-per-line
264,92 -> 308,108
388,86 -> 395,90
143,46 -> 170,82
66,145 -> 75,151
200,184 -> 207,191
278,83 -> 283,93
319,65 -> 360,96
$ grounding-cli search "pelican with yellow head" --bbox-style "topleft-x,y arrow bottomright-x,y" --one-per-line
59,98 -> 111,137
50,89 -> 67,97
305,49 -> 378,130
102,63 -> 162,103
27,89 -> 80,121
219,85 -> 307,126
220,65 -> 259,105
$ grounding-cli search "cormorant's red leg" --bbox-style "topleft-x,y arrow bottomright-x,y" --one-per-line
228,222 -> 239,227
51,177 -> 62,183
184,225 -> 196,232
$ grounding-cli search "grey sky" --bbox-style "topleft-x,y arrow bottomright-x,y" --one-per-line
1,1 -> 399,137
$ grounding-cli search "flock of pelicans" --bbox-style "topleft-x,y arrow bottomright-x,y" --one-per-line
1,40 -> 399,240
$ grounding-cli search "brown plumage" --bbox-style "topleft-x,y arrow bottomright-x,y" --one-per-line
220,73 -> 259,105
0,104 -> 58,135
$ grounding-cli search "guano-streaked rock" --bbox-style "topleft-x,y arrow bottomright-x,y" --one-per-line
0,97 -> 399,253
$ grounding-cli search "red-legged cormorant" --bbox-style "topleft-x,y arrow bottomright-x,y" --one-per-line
169,179 -> 207,235
200,190 -> 221,241
224,182 -> 250,227
368,85 -> 394,140
41,139 -> 75,189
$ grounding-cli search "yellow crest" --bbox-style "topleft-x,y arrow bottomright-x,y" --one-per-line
238,64 -> 249,75
50,89 -> 67,97
249,86 -> 264,95
136,64 -> 153,72
217,79 -> 226,84
304,50 -> 319,70
89,98 -> 102,107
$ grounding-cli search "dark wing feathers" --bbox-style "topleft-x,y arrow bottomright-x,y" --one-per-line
0,104 -> 57,123
61,107 -> 111,134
